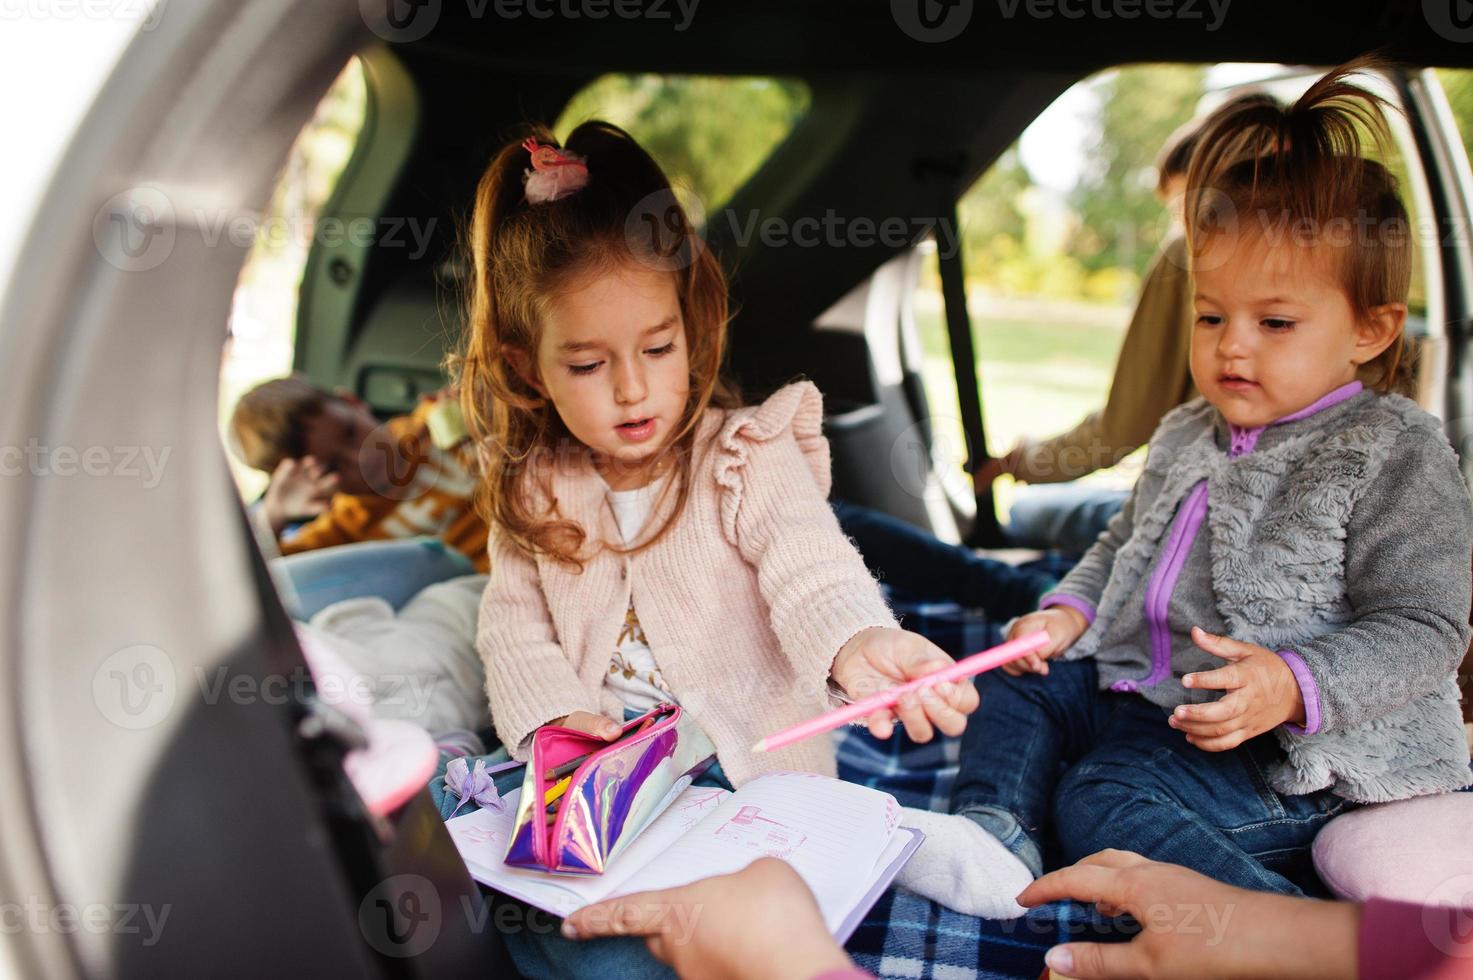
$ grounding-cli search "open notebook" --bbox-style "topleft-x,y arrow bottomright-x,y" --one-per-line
446,770 -> 923,942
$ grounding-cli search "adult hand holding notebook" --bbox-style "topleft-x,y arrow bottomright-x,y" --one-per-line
447,771 -> 923,941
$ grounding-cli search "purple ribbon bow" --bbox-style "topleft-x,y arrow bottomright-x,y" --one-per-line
444,757 -> 519,819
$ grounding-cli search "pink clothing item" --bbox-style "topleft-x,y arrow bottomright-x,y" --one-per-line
1359,897 -> 1473,979
477,382 -> 899,787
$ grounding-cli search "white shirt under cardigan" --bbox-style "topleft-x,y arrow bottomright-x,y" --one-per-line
600,473 -> 678,713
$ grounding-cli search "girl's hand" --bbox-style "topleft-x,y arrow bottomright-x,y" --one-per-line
548,710 -> 623,741
1003,606 -> 1089,676
830,627 -> 980,742
1170,627 -> 1306,751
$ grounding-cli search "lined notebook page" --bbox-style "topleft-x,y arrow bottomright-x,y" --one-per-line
447,783 -> 733,915
615,772 -> 901,932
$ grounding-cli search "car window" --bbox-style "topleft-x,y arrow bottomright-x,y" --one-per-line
911,62 -> 1440,526
910,64 -> 1208,520
219,57 -> 367,499
554,73 -> 810,213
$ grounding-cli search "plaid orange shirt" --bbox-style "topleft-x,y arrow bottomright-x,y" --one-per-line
277,397 -> 488,571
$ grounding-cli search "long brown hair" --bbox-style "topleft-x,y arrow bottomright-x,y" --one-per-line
1183,57 -> 1415,394
451,120 -> 739,569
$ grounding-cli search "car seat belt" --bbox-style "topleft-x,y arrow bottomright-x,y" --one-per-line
936,199 -> 1006,547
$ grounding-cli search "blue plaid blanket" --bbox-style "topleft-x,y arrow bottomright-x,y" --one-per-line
834,724 -> 1132,980
840,580 -> 1131,980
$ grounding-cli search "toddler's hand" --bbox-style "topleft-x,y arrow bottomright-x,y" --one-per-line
1170,627 -> 1306,751
1003,606 -> 1088,676
263,455 -> 339,533
831,627 -> 979,742
548,711 -> 623,741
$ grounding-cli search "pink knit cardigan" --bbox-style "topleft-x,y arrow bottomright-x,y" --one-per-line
476,381 -> 899,787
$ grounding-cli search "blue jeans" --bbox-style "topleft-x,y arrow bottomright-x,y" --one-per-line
271,537 -> 474,620
1005,484 -> 1129,556
831,499 -> 1054,619
950,660 -> 1351,896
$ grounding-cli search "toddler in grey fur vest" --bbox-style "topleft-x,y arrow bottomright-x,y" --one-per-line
897,60 -> 1473,918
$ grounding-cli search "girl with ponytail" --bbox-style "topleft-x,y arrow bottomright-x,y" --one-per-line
906,59 -> 1473,917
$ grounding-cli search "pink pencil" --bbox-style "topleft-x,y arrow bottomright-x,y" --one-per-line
751,630 -> 1050,753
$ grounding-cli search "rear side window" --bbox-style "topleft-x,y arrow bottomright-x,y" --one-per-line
554,74 -> 810,212
220,57 -> 367,499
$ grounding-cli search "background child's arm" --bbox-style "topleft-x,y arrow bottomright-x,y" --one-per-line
1255,431 -> 1473,735
477,529 -> 606,760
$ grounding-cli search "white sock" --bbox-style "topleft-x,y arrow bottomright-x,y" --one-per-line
893,807 -> 1033,919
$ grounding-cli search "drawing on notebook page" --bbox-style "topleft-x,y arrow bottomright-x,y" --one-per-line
713,805 -> 809,859
677,789 -> 728,830
454,822 -> 504,847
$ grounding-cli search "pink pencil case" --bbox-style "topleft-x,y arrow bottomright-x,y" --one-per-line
503,702 -> 716,875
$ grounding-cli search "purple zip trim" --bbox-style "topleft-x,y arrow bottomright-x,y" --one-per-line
1275,650 -> 1322,735
1225,380 -> 1364,457
1040,593 -> 1096,625
1278,380 -> 1364,423
1113,481 -> 1210,693
1114,381 -> 1365,695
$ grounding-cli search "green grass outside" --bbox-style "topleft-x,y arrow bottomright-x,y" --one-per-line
911,297 -> 1139,520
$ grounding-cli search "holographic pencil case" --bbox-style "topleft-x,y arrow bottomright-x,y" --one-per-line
503,703 -> 716,875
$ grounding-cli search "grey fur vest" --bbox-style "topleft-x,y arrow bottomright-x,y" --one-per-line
1069,394 -> 1472,803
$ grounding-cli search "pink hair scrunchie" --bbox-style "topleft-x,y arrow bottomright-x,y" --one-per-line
522,138 -> 589,204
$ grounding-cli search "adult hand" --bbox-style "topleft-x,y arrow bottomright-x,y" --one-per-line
262,455 -> 339,534
972,454 -> 1008,491
1018,849 -> 1359,979
1002,606 -> 1088,676
831,627 -> 979,742
562,858 -> 852,980
1172,627 -> 1306,750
